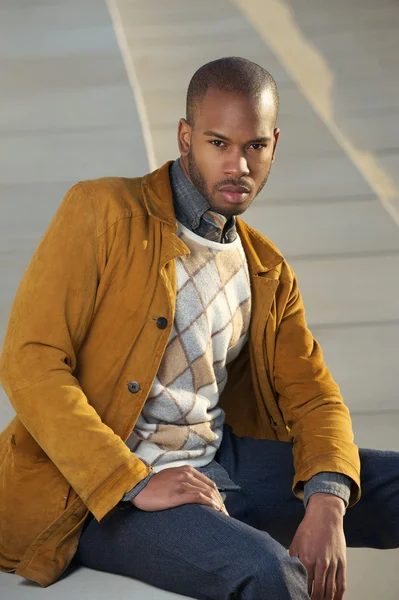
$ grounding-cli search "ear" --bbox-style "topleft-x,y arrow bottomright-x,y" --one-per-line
271,128 -> 280,164
178,118 -> 192,156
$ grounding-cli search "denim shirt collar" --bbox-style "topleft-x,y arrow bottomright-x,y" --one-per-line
169,158 -> 237,244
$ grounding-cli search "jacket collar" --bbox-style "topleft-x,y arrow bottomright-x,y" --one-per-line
141,160 -> 178,227
141,160 -> 284,274
236,218 -> 284,275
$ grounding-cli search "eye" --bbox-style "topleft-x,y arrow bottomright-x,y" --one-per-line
249,144 -> 266,151
210,140 -> 226,148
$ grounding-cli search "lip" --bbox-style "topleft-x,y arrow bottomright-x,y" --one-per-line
219,190 -> 249,204
218,185 -> 250,204
219,185 -> 250,193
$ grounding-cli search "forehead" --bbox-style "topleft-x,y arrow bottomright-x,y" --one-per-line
196,87 -> 276,134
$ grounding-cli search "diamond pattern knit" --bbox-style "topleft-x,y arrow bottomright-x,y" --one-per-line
125,221 -> 251,471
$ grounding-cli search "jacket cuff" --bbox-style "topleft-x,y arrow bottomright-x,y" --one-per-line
86,455 -> 152,522
304,472 -> 352,509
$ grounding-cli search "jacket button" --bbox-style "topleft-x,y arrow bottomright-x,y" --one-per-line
156,316 -> 168,329
128,381 -> 140,394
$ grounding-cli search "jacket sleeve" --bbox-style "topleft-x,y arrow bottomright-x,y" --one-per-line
0,182 -> 152,522
274,269 -> 361,507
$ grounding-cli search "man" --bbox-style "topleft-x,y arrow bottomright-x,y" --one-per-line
0,57 -> 398,600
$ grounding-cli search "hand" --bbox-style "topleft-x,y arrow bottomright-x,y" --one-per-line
289,493 -> 347,600
131,465 -> 229,516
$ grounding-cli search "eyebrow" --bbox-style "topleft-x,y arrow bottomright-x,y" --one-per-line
203,130 -> 271,143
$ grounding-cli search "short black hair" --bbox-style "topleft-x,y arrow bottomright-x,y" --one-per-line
186,56 -> 279,126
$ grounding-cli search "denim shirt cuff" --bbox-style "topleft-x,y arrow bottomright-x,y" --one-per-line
303,472 -> 352,510
118,470 -> 156,508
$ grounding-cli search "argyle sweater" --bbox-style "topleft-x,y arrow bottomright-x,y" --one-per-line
125,222 -> 251,471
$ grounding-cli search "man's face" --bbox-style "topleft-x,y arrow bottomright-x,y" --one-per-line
178,88 -> 280,218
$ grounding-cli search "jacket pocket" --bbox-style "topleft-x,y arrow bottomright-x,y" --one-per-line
269,416 -> 291,442
8,434 -> 47,466
0,436 -> 70,556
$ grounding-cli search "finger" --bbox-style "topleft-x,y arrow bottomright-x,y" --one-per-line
289,549 -> 311,594
334,562 -> 347,600
219,504 -> 229,516
186,466 -> 218,488
185,480 -> 222,506
221,502 -> 229,516
312,561 -> 327,600
324,563 -> 337,600
180,467 -> 223,496
185,468 -> 227,508
167,486 -> 220,512
176,469 -> 220,501
290,549 -> 314,596
308,567 -> 315,597
300,561 -> 314,597
182,483 -> 228,513
219,492 -> 230,516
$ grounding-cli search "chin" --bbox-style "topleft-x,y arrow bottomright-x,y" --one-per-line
220,204 -> 250,218
209,201 -> 243,217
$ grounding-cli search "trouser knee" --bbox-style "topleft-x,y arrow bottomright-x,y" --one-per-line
238,549 -> 309,600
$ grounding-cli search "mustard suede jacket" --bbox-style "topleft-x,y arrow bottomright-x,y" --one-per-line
0,161 -> 360,586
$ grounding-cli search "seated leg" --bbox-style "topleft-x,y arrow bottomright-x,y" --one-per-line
75,498 -> 309,600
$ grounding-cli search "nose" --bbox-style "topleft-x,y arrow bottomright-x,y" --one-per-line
223,150 -> 249,179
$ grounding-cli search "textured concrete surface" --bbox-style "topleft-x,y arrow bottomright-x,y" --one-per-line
1,0 -> 399,598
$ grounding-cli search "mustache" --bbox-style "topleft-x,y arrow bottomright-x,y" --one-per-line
215,179 -> 253,191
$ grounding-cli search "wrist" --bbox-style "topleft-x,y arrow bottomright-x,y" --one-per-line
306,492 -> 346,518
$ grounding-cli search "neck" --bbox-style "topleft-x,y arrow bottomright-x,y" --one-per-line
179,156 -> 192,183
